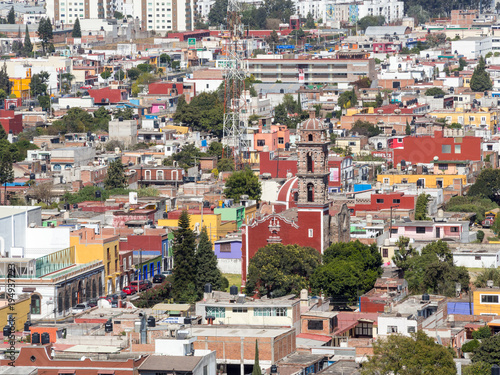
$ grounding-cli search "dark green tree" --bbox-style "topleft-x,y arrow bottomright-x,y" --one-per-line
72,18 -> 82,38
37,18 -> 53,55
470,56 -> 492,92
29,71 -> 49,97
104,159 -> 127,189
224,168 -> 261,203
245,243 -> 322,298
23,25 -> 33,56
38,95 -> 50,111
405,119 -> 411,135
357,15 -> 385,32
172,211 -> 198,302
474,268 -> 500,288
126,67 -> 141,81
217,158 -> 235,172
415,193 -> 430,220
304,12 -> 315,28
252,340 -> 262,375
263,0 -> 295,22
425,87 -> 447,96
0,63 -> 11,95
351,120 -> 381,137
101,69 -> 112,80
173,92 -> 224,137
472,333 -> 500,365
472,325 -> 492,340
463,362 -> 491,375
468,169 -> 500,203
208,0 -> 228,26
196,227 -> 224,292
361,331 -> 456,375
7,7 -> 14,24
163,143 -> 201,170
0,150 -> 14,205
444,196 -> 498,224
114,69 -> 125,81
375,92 -> 383,107
338,89 -> 357,110
311,241 -> 382,304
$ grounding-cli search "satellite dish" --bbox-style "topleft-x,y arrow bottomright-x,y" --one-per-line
434,156 -> 439,161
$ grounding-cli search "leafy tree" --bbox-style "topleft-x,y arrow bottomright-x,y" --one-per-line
459,58 -> 468,71
311,241 -> 382,304
217,158 -> 235,172
104,159 -> 127,189
468,169 -> 500,203
463,339 -> 481,353
415,193 -> 430,220
0,63 -> 11,95
472,325 -> 492,340
405,120 -> 411,135
173,92 -> 224,137
23,25 -> 33,56
351,120 -> 381,137
263,0 -> 295,22
375,92 -> 383,107
245,244 -> 321,298
37,18 -> 53,55
426,33 -> 446,48
0,150 -> 14,204
338,89 -> 357,110
114,69 -> 125,81
477,230 -> 485,243
406,5 -> 430,24
224,168 -> 261,203
361,331 -> 456,375
353,77 -> 371,89
48,107 -> 101,134
172,211 -> 198,302
159,53 -> 171,67
196,227 -> 224,292
474,267 -> 500,288
29,71 -> 49,97
137,63 -> 154,73
463,362 -> 491,375
208,0 -> 228,26
266,30 -> 279,47
252,340 -> 262,375
304,12 -> 315,28
425,87 -> 446,96
163,143 -> 201,170
113,107 -> 134,120
7,6 -> 14,24
94,106 -> 111,129
126,67 -> 141,81
395,240 -> 470,296
470,56 -> 492,92
472,333 -> 500,365
38,95 -> 50,111
357,15 -> 385,32
101,69 -> 112,80
114,11 -> 124,19
72,18 -> 82,37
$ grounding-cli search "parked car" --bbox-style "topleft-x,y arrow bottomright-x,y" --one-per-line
130,280 -> 148,292
122,286 -> 138,295
87,299 -> 98,308
120,291 -> 127,299
153,274 -> 166,284
72,303 -> 89,314
145,280 -> 153,289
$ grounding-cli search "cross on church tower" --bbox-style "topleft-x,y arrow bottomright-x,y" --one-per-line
296,111 -> 330,205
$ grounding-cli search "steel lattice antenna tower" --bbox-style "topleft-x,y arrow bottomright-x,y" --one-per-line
222,0 -> 248,168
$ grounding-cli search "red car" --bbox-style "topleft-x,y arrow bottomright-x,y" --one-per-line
122,286 -> 138,295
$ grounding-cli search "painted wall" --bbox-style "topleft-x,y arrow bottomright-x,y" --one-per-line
473,290 -> 500,315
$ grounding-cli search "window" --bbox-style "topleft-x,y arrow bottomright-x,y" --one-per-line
383,178 -> 389,184
349,141 -> 356,146
308,229 -> 313,237
31,295 -> 41,315
382,248 -> 388,258
450,227 -> 459,232
278,137 -> 284,144
308,320 -> 324,330
232,307 -> 248,313
274,307 -> 287,316
355,322 -> 373,337
387,326 -> 398,333
416,227 -> 426,234
203,366 -> 208,375
407,326 -> 416,333
438,164 -> 448,170
442,145 -> 451,153
257,140 -> 265,146
488,145 -> 493,151
220,243 -> 231,252
393,199 -> 400,204
481,295 -> 499,304
475,255 -> 482,261
206,306 -> 225,318
254,307 -> 287,316
376,199 -> 384,204
469,116 -> 475,122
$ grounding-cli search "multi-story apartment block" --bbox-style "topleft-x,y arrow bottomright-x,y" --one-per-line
357,0 -> 403,23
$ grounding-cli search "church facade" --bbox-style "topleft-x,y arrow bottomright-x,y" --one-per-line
241,113 -> 350,285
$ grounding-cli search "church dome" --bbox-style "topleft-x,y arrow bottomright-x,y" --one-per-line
301,117 -> 322,130
277,177 -> 298,209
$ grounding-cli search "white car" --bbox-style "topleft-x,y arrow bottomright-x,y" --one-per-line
72,303 -> 89,314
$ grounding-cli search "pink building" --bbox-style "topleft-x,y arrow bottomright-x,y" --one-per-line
254,124 -> 290,152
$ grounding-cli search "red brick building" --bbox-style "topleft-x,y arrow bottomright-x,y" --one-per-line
392,130 -> 482,165
88,87 -> 128,104
128,165 -> 184,186
0,345 -> 146,374
0,109 -> 22,134
352,192 -> 417,216
148,82 -> 195,102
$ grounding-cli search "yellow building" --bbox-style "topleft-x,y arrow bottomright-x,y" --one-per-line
473,288 -> 500,316
429,107 -> 498,131
158,210 -> 237,246
70,228 -> 121,294
243,204 -> 258,224
0,297 -> 30,332
9,77 -> 31,101
377,174 -> 466,188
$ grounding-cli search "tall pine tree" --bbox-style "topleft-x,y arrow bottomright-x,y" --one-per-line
172,211 -> 198,302
0,150 -> 14,205
72,18 -> 82,38
196,227 -> 224,292
470,56 -> 492,92
7,7 -> 14,24
0,63 -> 11,95
252,340 -> 262,375
104,159 -> 127,189
23,25 -> 33,56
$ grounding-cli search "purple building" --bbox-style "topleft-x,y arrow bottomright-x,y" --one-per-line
214,236 -> 242,274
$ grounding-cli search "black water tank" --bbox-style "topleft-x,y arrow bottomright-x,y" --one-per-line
30,173 -> 35,180
41,165 -> 47,172
271,365 -> 278,374
24,321 -> 32,332
422,293 -> 430,301
41,332 -> 50,344
118,117 -> 124,121
105,320 -> 113,332
3,325 -> 11,336
95,190 -> 102,198
204,283 -> 212,293
492,365 -> 500,375
31,332 -> 40,344
73,204 -> 78,209
230,285 -> 238,296
147,316 -> 156,327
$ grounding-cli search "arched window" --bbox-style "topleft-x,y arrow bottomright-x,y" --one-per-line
308,134 -> 313,142
157,170 -> 164,180
145,170 -> 151,180
30,295 -> 41,315
307,153 -> 313,173
307,183 -> 314,202
293,192 -> 298,202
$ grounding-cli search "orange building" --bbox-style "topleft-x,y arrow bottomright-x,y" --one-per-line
254,124 -> 291,152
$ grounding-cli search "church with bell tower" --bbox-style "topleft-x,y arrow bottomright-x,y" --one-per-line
241,112 -> 350,285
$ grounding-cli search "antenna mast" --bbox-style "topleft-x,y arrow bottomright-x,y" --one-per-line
222,0 -> 247,169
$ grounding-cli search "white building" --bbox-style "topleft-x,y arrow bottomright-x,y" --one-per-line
452,245 -> 500,269
126,0 -> 195,32
451,36 -> 492,59
358,0 -> 403,23
378,313 -> 418,337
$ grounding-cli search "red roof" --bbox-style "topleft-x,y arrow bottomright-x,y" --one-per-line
296,333 -> 331,342
88,87 -> 125,104
277,177 -> 298,206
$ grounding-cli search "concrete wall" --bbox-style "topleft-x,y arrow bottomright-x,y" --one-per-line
453,253 -> 499,269
377,316 -> 417,337
217,258 -> 241,274
25,227 -> 71,257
